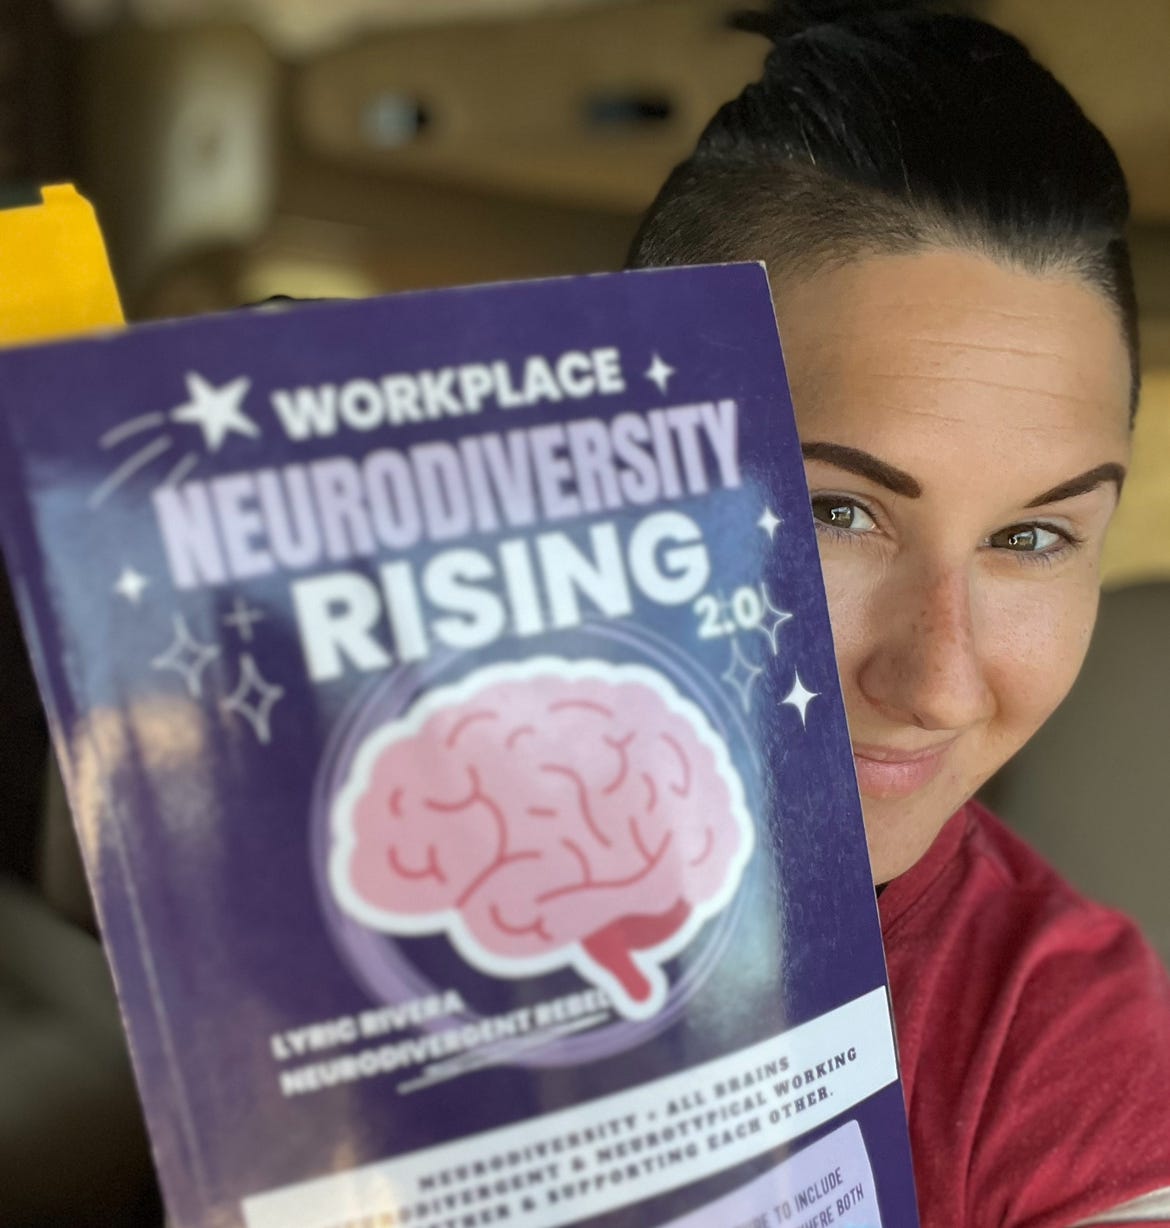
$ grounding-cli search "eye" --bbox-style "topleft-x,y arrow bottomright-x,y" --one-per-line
810,496 -> 877,535
986,523 -> 1072,554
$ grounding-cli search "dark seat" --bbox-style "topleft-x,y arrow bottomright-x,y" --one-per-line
0,566 -> 161,1225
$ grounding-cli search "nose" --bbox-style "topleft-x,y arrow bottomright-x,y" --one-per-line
856,562 -> 995,733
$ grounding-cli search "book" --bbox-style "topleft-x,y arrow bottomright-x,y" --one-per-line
0,263 -> 919,1228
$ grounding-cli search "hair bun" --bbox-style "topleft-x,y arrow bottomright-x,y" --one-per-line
730,0 -> 939,41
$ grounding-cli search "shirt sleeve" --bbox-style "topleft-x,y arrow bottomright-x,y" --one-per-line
970,910 -> 1170,1228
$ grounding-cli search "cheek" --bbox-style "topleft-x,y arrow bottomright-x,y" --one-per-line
815,552 -> 879,681
815,544 -> 1101,740
979,576 -> 1100,732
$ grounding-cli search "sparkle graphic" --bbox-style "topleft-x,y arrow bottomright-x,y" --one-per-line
223,597 -> 266,643
170,372 -> 259,452
221,654 -> 284,744
721,638 -> 765,713
782,672 -> 819,727
755,582 -> 794,656
757,506 -> 783,539
151,614 -> 220,698
113,567 -> 149,605
644,353 -> 675,396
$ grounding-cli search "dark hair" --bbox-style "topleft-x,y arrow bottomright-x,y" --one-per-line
628,1 -> 1140,414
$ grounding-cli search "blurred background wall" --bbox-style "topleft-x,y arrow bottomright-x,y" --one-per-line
29,0 -> 1170,581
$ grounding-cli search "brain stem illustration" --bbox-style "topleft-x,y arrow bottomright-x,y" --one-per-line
582,898 -> 693,1005
331,658 -> 754,1020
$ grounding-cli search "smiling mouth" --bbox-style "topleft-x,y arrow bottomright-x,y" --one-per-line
851,740 -> 955,800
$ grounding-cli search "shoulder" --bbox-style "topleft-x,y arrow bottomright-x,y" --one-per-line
884,802 -> 1170,1228
884,801 -> 1164,984
954,803 -> 1170,1026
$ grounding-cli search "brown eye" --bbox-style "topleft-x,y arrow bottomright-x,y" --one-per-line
811,497 -> 876,533
825,503 -> 854,527
992,526 -> 1038,551
987,524 -> 1065,553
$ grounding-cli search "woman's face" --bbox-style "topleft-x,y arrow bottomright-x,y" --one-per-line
775,248 -> 1133,884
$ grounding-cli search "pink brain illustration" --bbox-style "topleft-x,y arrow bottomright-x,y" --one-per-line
330,658 -> 755,1018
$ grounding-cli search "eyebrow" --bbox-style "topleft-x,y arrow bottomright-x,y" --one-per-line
1025,463 -> 1127,506
800,442 -> 922,498
800,443 -> 1127,507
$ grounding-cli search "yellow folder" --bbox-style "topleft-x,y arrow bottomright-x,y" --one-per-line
0,183 -> 124,344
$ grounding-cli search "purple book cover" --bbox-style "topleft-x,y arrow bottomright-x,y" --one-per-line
0,265 -> 919,1228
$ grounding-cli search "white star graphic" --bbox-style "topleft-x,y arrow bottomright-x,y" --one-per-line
721,638 -> 764,713
782,671 -> 819,727
757,506 -> 783,539
151,614 -> 221,698
113,567 -> 149,605
221,654 -> 284,744
644,353 -> 675,396
170,372 -> 259,452
755,582 -> 794,656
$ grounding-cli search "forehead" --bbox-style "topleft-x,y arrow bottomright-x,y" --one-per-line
774,249 -> 1132,466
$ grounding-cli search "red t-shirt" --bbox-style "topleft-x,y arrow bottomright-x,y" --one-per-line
880,801 -> 1170,1228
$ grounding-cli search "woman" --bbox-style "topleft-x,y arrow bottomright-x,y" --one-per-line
630,3 -> 1170,1226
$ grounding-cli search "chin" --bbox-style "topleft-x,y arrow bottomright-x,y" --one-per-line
855,744 -> 998,883
860,791 -> 963,886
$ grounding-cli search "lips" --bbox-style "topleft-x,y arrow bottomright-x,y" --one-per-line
851,739 -> 955,800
